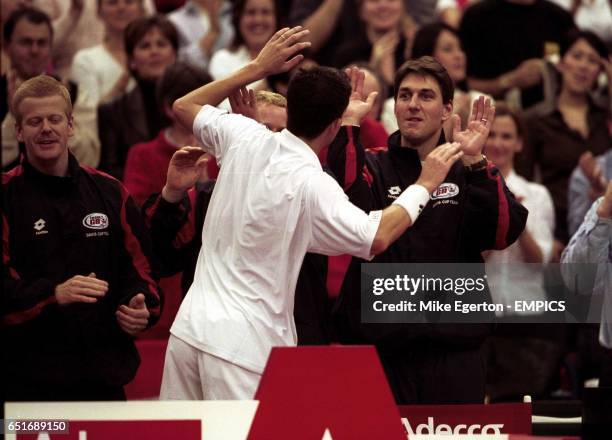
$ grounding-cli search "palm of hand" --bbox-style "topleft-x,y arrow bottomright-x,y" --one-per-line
454,121 -> 489,156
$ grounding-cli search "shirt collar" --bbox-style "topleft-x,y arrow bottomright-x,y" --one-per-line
278,129 -> 323,167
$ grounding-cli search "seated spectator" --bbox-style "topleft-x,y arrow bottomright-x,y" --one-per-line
460,0 -> 575,109
209,0 -> 279,92
168,0 -> 234,70
123,62 -> 211,206
333,0 -> 408,90
562,182 -> 612,387
97,14 -> 178,180
2,7 -> 100,170
70,0 -> 144,107
515,29 -> 610,244
2,75 -> 161,402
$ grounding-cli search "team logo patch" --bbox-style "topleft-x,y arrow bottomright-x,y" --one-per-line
387,186 -> 401,197
431,183 -> 459,200
83,213 -> 109,230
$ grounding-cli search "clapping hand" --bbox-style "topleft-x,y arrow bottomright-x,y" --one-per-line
229,87 -> 259,121
452,96 -> 495,157
253,26 -> 311,77
341,66 -> 378,126
162,147 -> 209,203
116,293 -> 150,336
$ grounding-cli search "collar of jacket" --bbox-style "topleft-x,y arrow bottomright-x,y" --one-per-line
387,130 -> 447,162
23,152 -> 80,193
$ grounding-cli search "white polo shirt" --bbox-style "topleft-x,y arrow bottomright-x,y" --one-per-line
170,105 -> 381,373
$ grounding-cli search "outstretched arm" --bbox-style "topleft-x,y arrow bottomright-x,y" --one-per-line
173,26 -> 310,131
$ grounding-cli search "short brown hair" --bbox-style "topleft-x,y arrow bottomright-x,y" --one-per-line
255,90 -> 286,107
394,56 -> 454,104
12,75 -> 72,124
493,101 -> 525,139
125,15 -> 178,68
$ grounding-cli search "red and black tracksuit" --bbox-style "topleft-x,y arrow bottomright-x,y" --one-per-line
2,154 -> 162,401
326,126 -> 528,404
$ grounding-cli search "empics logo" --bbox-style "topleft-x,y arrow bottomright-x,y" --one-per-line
431,183 -> 459,200
403,417 -> 503,435
82,213 -> 109,230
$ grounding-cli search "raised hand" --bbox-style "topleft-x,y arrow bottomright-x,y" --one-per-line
452,95 -> 495,156
116,293 -> 150,336
253,26 -> 311,77
416,142 -> 463,193
341,66 -> 378,126
229,86 -> 259,121
55,272 -> 108,305
162,146 -> 209,203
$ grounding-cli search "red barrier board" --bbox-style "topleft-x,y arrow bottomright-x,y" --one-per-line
16,420 -> 200,440
249,345 -> 406,439
399,402 -> 532,435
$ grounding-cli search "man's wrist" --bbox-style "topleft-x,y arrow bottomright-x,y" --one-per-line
341,116 -> 361,126
161,185 -> 187,203
462,153 -> 487,169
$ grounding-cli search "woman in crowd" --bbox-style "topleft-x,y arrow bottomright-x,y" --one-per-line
382,22 -> 489,135
516,29 -> 610,244
70,0 -> 143,107
208,0 -> 279,91
483,103 -> 561,402
98,14 -> 178,180
333,0 -> 410,90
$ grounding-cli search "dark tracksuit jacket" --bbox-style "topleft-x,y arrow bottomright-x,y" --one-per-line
327,126 -> 528,404
2,154 -> 162,401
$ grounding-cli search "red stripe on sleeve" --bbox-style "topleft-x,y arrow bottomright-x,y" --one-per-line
488,163 -> 510,249
2,296 -> 57,326
344,128 -> 357,190
119,186 -> 161,316
173,187 -> 198,249
3,214 -> 20,280
143,194 -> 162,230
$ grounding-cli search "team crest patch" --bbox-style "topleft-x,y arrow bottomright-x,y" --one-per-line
431,183 -> 459,200
83,213 -> 109,230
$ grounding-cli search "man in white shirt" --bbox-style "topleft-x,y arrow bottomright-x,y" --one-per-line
159,26 -> 464,400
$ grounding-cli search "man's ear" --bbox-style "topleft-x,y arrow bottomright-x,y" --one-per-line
67,114 -> 75,137
15,121 -> 23,142
441,100 -> 453,122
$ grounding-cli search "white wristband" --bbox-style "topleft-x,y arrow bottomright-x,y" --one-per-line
392,184 -> 431,224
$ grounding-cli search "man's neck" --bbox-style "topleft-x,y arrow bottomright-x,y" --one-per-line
401,129 -> 443,160
30,154 -> 69,177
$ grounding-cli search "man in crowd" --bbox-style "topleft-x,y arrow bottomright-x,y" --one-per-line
2,75 -> 161,401
562,182 -> 612,387
2,7 -> 100,170
328,56 -> 528,403
159,26 -> 464,400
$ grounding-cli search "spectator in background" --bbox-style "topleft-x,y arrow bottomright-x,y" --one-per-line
568,150 -> 612,237
209,0 -> 279,92
483,103 -> 561,402
98,14 -> 178,180
460,0 -> 575,109
2,75 -> 162,402
2,7 -> 100,170
35,0 -> 157,79
562,181 -> 612,387
168,0 -> 234,70
484,103 -> 555,308
70,0 -> 144,107
515,30 -> 610,245
547,0 -> 612,51
123,61 -> 211,206
333,0 -> 409,90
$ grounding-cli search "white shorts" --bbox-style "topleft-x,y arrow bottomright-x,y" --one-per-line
159,335 -> 261,400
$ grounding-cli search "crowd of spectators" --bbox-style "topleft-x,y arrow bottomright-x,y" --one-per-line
2,0 -> 611,404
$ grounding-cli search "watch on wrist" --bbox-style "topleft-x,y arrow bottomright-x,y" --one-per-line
465,154 -> 488,172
